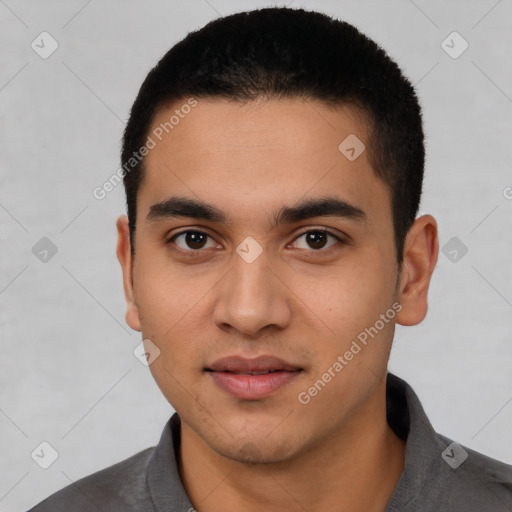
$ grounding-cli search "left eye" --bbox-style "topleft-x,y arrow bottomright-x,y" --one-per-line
291,230 -> 342,250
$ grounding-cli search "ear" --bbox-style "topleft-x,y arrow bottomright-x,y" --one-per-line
116,215 -> 142,332
395,214 -> 439,326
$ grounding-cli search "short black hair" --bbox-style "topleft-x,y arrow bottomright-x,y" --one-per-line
122,7 -> 424,266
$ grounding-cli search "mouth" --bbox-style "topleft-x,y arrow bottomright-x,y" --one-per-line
205,355 -> 304,400
211,369 -> 292,375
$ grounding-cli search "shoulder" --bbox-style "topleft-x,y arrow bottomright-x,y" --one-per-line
27,446 -> 156,512
386,374 -> 512,511
432,433 -> 512,510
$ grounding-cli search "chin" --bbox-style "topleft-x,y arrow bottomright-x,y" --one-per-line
202,425 -> 306,465
220,439 -> 299,465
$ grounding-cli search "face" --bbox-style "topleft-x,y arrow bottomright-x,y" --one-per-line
117,97 -> 437,464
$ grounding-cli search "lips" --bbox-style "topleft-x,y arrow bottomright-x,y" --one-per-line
207,355 -> 301,373
206,355 -> 303,400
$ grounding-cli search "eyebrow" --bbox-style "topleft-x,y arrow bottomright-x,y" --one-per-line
146,195 -> 368,227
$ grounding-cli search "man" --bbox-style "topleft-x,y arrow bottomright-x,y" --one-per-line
30,7 -> 512,512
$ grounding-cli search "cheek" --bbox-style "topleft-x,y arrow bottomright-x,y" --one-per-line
314,259 -> 393,322
133,251 -> 201,331
132,264 -> 197,371
301,254 -> 397,378
142,317 -> 209,411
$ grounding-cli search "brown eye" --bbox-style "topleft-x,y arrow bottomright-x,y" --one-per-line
291,230 -> 343,251
305,231 -> 328,249
170,231 -> 216,251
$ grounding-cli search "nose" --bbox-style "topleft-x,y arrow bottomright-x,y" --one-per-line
212,249 -> 292,338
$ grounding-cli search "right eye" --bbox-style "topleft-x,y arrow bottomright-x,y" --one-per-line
167,230 -> 220,252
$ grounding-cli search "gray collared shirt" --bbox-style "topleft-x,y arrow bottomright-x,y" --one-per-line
28,373 -> 512,511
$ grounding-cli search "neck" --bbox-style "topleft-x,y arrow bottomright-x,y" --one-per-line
178,378 -> 405,512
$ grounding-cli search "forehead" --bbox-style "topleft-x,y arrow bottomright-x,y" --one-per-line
139,97 -> 391,229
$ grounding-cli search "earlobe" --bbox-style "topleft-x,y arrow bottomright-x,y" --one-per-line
116,215 -> 142,332
395,215 -> 439,327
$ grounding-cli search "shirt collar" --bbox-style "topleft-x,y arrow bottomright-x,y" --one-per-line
385,372 -> 446,509
146,413 -> 194,511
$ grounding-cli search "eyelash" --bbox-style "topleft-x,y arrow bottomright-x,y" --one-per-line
165,229 -> 347,255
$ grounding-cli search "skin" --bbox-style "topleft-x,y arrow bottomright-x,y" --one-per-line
116,97 -> 438,512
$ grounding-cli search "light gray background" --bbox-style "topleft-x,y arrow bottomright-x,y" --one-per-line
1,0 -> 511,510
